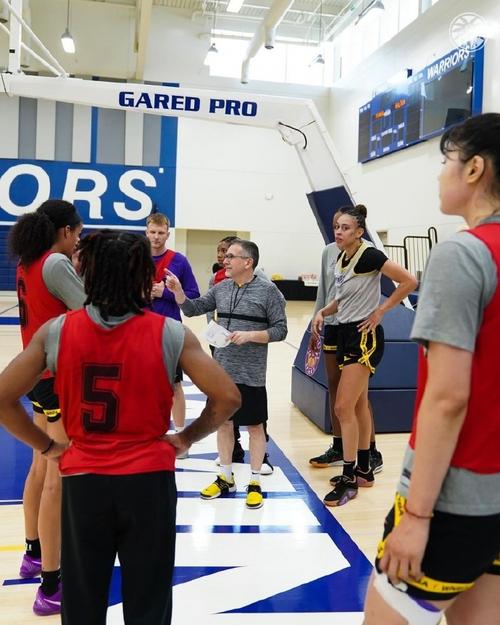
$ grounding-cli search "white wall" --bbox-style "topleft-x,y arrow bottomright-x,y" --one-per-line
327,0 -> 500,244
6,1 -> 497,277
175,118 -> 324,279
0,2 -> 329,280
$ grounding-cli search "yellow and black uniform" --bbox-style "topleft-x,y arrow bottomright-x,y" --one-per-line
334,241 -> 387,374
377,493 -> 500,600
375,217 -> 500,602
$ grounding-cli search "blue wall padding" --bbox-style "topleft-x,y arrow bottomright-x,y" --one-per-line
292,367 -> 414,434
0,226 -> 16,291
307,186 -> 353,245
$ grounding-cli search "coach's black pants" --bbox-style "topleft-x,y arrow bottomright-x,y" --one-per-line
61,471 -> 177,625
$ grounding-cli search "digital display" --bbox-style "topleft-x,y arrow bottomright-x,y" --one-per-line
358,44 -> 484,163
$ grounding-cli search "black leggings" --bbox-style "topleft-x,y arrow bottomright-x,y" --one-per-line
61,471 -> 177,625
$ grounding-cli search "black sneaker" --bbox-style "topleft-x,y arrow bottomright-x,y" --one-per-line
260,453 -> 274,475
309,444 -> 343,468
330,466 -> 375,488
323,475 -> 358,507
370,449 -> 384,474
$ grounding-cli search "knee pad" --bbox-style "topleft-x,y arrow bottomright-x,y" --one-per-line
373,570 -> 444,625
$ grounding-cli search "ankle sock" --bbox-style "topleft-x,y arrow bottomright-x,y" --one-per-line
333,437 -> 343,453
250,471 -> 260,484
41,569 -> 60,596
357,449 -> 370,473
221,465 -> 233,481
342,461 -> 356,480
25,538 -> 41,559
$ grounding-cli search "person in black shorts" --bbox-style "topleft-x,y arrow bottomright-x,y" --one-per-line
364,113 -> 500,625
9,200 -> 85,615
0,230 -> 241,625
309,210 -> 384,474
312,205 -> 416,508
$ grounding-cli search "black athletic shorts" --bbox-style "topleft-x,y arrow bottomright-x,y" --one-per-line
323,325 -> 339,354
231,384 -> 268,426
337,321 -> 384,375
375,493 -> 500,601
26,378 -> 61,422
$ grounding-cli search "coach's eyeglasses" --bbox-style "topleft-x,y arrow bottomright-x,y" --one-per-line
224,254 -> 250,260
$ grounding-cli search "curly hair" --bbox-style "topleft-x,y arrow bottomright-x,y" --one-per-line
78,230 -> 155,319
9,199 -> 81,266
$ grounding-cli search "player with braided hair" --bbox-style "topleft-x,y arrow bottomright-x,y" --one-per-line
79,230 -> 155,318
0,229 -> 240,625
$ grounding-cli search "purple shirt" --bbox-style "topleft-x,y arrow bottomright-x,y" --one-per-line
151,250 -> 200,321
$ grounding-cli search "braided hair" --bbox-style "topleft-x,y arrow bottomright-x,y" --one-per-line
78,230 -> 155,320
9,199 -> 81,266
339,204 -> 368,231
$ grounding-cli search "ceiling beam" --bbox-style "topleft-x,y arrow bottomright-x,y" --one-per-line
135,0 -> 153,80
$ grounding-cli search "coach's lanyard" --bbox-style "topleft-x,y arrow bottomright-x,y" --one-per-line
226,278 -> 253,330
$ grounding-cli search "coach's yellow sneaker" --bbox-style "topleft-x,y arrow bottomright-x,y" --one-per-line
200,474 -> 236,499
246,481 -> 263,509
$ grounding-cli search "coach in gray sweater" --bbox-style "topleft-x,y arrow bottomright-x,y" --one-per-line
165,239 -> 287,510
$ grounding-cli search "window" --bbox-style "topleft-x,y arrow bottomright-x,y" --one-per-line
334,0 -> 425,81
208,33 -> 334,87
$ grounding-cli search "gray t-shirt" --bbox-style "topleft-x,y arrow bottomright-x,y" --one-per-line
42,253 -> 86,310
399,214 -> 500,515
45,305 -> 185,387
180,274 -> 287,386
313,242 -> 339,326
334,241 -> 386,324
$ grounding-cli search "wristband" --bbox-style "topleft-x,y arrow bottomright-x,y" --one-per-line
41,438 -> 55,455
404,502 -> 433,520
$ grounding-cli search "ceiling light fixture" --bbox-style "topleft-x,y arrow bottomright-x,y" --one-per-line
204,1 -> 218,66
309,0 -> 325,67
204,42 -> 218,65
311,53 -> 325,65
226,0 -> 244,14
61,0 -> 75,54
355,0 -> 385,26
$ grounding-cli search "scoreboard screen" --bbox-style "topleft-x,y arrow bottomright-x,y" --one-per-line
358,44 -> 484,163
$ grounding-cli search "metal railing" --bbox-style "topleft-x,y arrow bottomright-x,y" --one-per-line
385,227 -> 438,282
384,244 -> 408,269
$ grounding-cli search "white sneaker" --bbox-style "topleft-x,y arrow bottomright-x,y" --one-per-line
260,453 -> 274,475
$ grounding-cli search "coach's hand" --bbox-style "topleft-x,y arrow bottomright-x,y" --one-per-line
164,270 -> 186,305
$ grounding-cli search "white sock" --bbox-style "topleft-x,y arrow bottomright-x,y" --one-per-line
221,465 -> 233,481
175,425 -> 184,433
250,472 -> 260,485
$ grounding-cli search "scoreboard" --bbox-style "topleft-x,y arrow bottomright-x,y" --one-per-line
358,44 -> 484,163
